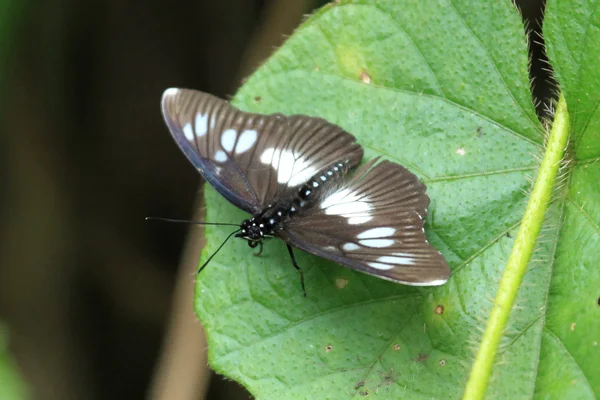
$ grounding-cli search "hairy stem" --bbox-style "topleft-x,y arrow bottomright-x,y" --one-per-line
462,93 -> 569,400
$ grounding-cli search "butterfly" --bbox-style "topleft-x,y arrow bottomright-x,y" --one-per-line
161,88 -> 450,296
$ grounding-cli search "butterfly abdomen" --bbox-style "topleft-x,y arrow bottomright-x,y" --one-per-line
256,160 -> 353,231
289,160 -> 352,215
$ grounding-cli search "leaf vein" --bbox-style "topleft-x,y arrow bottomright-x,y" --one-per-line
424,166 -> 537,183
349,309 -> 417,399
250,68 -> 541,146
212,293 -> 421,364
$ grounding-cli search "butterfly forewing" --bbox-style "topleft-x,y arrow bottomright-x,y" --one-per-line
161,88 -> 363,213
278,160 -> 450,285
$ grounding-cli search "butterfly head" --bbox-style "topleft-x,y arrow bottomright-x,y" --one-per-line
236,218 -> 265,241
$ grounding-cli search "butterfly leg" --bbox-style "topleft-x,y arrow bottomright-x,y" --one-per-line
255,241 -> 263,256
248,240 -> 263,256
286,244 -> 306,297
250,240 -> 262,257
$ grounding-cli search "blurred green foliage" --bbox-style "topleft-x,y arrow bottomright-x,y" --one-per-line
0,324 -> 28,400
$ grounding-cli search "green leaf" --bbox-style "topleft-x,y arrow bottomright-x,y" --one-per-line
534,0 -> 600,398
192,0 -> 598,398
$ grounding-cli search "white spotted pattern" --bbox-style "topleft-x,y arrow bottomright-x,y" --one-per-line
259,148 -> 317,186
377,255 -> 415,265
235,129 -> 257,154
358,239 -> 395,248
348,216 -> 373,225
368,262 -> 395,270
357,227 -> 396,239
221,129 -> 237,152
342,243 -> 360,251
214,150 -> 228,163
195,113 -> 208,137
321,188 -> 373,225
183,123 -> 194,141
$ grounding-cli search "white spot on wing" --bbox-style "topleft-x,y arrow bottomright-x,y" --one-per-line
348,216 -> 373,225
214,150 -> 228,163
392,252 -> 413,258
195,113 -> 208,137
183,123 -> 194,141
357,227 -> 396,239
342,243 -> 360,251
326,202 -> 371,216
368,262 -> 395,270
358,239 -> 394,248
377,255 -> 415,265
259,147 -> 316,186
235,129 -> 257,154
321,188 -> 373,223
221,129 -> 237,152
260,148 -> 275,164
321,189 -> 350,209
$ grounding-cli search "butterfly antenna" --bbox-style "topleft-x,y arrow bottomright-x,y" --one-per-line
145,217 -> 240,227
198,229 -> 240,274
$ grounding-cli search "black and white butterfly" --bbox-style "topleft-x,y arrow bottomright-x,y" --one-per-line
161,88 -> 450,295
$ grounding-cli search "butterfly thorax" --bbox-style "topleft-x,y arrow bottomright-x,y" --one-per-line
236,161 -> 351,243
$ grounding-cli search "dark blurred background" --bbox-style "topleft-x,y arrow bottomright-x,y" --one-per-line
0,0 -> 550,399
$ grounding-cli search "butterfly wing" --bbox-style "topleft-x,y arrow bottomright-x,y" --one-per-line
161,88 -> 363,214
278,159 -> 450,285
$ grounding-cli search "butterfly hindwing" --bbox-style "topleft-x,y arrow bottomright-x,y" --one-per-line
161,88 -> 363,214
278,160 -> 450,285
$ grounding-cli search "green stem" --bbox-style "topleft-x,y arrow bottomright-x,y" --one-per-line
462,94 -> 570,400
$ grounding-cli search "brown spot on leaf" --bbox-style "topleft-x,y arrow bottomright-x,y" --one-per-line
393,344 -> 401,351
570,322 -> 576,331
414,353 -> 429,363
335,277 -> 349,289
377,369 -> 397,386
325,344 -> 333,352
253,96 -> 262,103
439,359 -> 446,367
360,70 -> 371,84
435,305 -> 445,315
